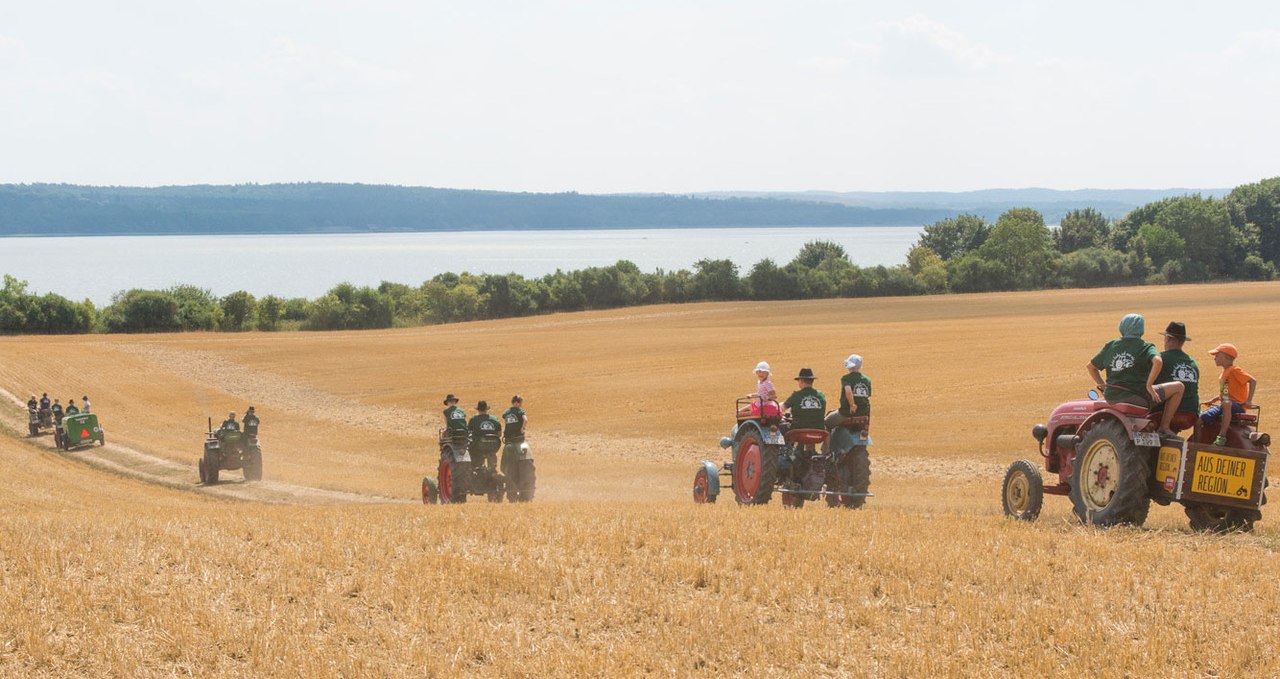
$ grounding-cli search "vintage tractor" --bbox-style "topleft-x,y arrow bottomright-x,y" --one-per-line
693,397 -> 872,507
57,412 -> 104,450
199,418 -> 263,484
37,405 -> 54,431
422,429 -> 514,504
1002,389 -> 1270,532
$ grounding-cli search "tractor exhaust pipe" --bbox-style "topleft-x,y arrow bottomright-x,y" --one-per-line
208,417 -> 212,434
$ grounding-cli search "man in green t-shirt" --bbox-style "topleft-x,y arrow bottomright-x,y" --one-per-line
784,368 -> 827,483
1086,313 -> 1184,436
442,394 -> 469,442
822,354 -> 871,428
468,400 -> 503,471
1155,321 -> 1199,432
501,395 -> 529,481
243,406 -> 260,436
783,368 -> 827,430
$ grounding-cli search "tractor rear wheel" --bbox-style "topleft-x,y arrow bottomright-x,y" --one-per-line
422,477 -> 439,504
198,457 -> 208,484
731,432 -> 777,505
440,458 -> 469,503
29,422 -> 38,437
1184,503 -> 1259,533
828,446 -> 871,509
1069,420 -> 1150,527
202,450 -> 220,485
98,434 -> 105,446
510,459 -> 536,502
1002,459 -> 1044,521
243,450 -> 263,482
693,467 -> 716,504
487,475 -> 506,503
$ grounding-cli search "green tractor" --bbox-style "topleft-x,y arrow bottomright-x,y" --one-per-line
56,412 -> 104,450
199,418 -> 263,484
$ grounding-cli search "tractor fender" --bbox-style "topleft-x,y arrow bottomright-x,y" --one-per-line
503,441 -> 532,461
698,460 -> 721,497
441,441 -> 471,462
1077,410 -> 1148,441
830,426 -> 872,455
734,420 -> 767,442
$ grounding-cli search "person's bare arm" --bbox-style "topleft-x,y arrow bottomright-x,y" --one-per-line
1245,377 -> 1257,407
844,384 -> 857,413
1146,355 -> 1163,401
1086,363 -> 1105,390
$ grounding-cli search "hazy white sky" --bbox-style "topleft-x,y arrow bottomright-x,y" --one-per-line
2,1 -> 1277,193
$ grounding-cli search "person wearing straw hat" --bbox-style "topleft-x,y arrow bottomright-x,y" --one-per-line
442,394 -> 469,442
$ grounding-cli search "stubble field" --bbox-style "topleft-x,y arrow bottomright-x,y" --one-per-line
2,282 -> 1279,676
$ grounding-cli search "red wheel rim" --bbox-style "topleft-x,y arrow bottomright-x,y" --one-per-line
693,469 -> 709,503
421,478 -> 432,504
735,437 -> 762,502
438,460 -> 452,503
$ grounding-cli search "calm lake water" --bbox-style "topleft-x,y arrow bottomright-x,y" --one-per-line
2,226 -> 923,305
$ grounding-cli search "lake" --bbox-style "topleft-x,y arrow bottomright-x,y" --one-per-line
2,226 -> 923,305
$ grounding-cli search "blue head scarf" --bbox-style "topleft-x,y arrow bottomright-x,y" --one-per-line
1119,313 -> 1144,338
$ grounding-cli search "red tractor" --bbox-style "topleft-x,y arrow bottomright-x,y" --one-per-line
693,396 -> 872,507
1002,389 -> 1270,532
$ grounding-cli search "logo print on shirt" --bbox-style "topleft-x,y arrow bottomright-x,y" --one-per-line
853,384 -> 869,397
1110,353 -> 1135,372
800,395 -> 822,409
1173,363 -> 1197,383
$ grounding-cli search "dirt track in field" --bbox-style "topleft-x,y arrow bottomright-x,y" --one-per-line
0,386 -> 399,505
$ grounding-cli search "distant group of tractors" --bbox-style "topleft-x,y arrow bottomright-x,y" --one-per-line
26,396 -> 104,451
423,428 -> 536,504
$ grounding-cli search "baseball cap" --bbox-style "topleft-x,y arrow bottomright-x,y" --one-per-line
1209,343 -> 1238,359
844,354 -> 863,370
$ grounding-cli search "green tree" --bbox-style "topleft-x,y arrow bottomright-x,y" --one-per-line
1055,208 -> 1110,253
220,291 -> 257,331
976,208 -> 1054,289
692,259 -> 743,300
103,289 -> 181,333
167,285 -> 222,330
906,245 -> 948,293
789,240 -> 849,269
747,258 -> 801,300
917,214 -> 989,260
1225,177 -> 1280,264
257,295 -> 285,331
1134,223 -> 1185,267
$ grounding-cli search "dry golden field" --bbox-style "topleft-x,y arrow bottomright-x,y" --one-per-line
2,283 -> 1280,677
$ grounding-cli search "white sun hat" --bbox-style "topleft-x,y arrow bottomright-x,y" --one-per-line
754,361 -> 772,374
844,354 -> 863,370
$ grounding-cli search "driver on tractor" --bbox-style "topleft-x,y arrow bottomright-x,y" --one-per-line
442,394 -> 469,445
1086,313 -> 1184,437
468,400 -> 502,472
221,412 -> 240,432
51,399 -> 64,424
783,367 -> 827,482
27,395 -> 37,412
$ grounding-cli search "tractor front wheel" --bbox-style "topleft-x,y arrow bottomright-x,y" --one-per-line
731,432 -> 777,505
1069,420 -> 1150,527
487,474 -> 506,503
1184,502 -> 1259,533
422,477 -> 439,504
693,467 -> 716,504
202,450 -> 220,485
198,457 -> 208,485
29,422 -> 38,437
1002,459 -> 1044,521
509,459 -> 536,502
243,450 -> 263,482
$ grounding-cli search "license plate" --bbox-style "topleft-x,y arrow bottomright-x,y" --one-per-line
765,431 -> 784,445
1133,432 -> 1161,447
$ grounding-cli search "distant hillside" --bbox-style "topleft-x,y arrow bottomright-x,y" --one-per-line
0,184 -> 955,236
698,187 -> 1230,222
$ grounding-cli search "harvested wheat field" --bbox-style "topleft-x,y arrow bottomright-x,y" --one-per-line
2,282 -> 1280,677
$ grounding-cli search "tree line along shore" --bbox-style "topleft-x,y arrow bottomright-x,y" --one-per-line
1,177 -> 1277,334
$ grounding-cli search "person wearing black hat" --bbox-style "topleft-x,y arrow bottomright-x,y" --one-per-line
243,406 -> 260,437
468,401 -> 503,472
442,394 -> 468,442
783,369 -> 827,484
1155,322 -> 1199,432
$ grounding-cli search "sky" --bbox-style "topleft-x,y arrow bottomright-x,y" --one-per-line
2,1 -> 1278,194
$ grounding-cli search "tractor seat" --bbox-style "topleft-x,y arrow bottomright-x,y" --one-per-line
785,428 -> 829,445
835,415 -> 869,429
1103,401 -> 1149,418
1236,412 -> 1258,424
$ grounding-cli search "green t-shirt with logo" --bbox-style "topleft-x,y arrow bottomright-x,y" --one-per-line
502,407 -> 526,440
243,414 -> 260,435
468,413 -> 502,438
1091,337 -> 1158,403
443,405 -> 469,436
839,372 -> 872,418
784,387 -> 827,430
1157,348 -> 1199,414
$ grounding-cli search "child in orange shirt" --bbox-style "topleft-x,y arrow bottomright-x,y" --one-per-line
1200,342 -> 1257,445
